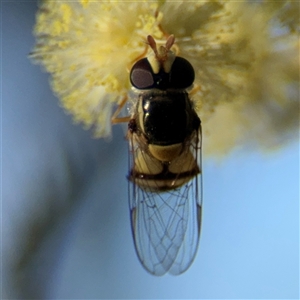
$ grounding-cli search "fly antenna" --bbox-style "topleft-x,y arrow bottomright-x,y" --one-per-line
147,35 -> 158,56
165,34 -> 175,51
147,34 -> 175,63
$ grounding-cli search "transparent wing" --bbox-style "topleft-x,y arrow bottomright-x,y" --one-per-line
128,127 -> 202,276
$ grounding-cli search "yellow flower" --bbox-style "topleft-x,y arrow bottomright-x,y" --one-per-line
30,0 -> 299,155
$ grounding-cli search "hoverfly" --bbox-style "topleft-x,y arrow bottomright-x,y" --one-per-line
114,35 -> 202,276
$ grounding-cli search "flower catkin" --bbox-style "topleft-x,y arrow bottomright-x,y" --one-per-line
31,0 -> 299,155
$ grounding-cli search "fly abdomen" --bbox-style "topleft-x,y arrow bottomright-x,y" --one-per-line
129,148 -> 200,192
129,167 -> 199,192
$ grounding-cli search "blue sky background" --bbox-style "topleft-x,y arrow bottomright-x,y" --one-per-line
2,2 -> 299,299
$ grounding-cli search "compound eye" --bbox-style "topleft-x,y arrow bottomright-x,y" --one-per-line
130,58 -> 154,89
169,57 -> 195,89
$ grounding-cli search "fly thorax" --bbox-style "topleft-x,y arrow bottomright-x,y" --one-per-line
142,92 -> 189,146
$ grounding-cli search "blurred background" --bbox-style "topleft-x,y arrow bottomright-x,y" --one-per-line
2,2 -> 299,299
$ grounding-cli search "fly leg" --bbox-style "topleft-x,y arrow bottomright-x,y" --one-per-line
111,95 -> 131,124
189,83 -> 202,97
126,43 -> 149,72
